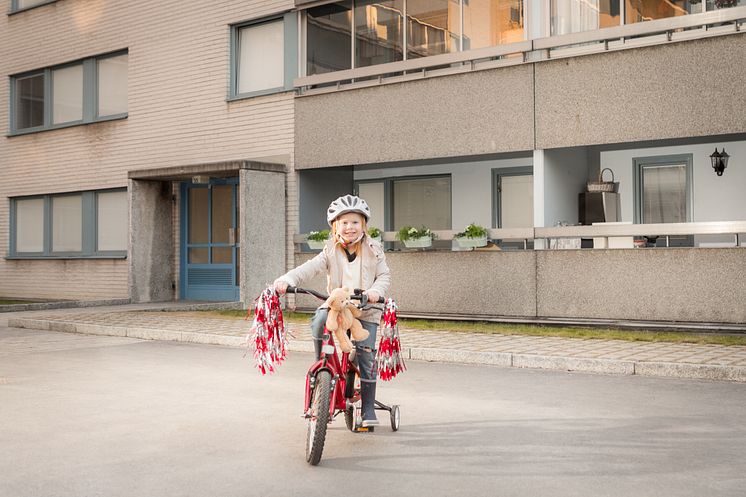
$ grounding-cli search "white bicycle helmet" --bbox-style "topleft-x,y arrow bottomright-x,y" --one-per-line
326,195 -> 371,226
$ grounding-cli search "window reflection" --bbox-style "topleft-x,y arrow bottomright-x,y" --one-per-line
355,0 -> 404,67
626,0 -> 700,24
307,1 -> 352,75
406,0 -> 460,58
464,0 -> 524,50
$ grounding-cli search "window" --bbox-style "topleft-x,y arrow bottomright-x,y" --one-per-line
10,0 -> 57,12
304,0 -> 523,76
355,175 -> 452,235
551,0 -> 620,35
626,0 -> 701,24
231,14 -> 297,98
464,0 -> 525,49
9,189 -> 128,258
493,168 -> 533,229
634,155 -> 692,224
10,51 -> 128,134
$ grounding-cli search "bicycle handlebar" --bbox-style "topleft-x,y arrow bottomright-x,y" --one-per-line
285,286 -> 383,308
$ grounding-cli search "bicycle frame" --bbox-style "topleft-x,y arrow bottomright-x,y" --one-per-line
304,329 -> 361,419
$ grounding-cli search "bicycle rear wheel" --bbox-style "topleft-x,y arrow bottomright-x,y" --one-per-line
306,370 -> 331,465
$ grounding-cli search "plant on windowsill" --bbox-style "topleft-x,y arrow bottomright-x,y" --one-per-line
305,229 -> 330,250
397,226 -> 435,248
454,223 -> 489,248
368,227 -> 382,243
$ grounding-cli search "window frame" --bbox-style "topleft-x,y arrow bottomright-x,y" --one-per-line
633,154 -> 693,225
9,0 -> 58,14
9,50 -> 128,136
8,189 -> 128,259
229,13 -> 298,101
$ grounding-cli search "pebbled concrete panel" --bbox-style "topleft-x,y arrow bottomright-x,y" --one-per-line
241,168 -> 286,307
536,33 -> 746,149
128,180 -> 174,303
291,250 -> 537,318
537,248 -> 746,323
295,65 -> 535,168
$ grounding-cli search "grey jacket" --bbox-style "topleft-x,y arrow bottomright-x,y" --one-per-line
278,236 -> 391,323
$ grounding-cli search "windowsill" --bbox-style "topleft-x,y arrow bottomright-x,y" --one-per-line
227,87 -> 293,102
6,254 -> 127,260
8,0 -> 58,15
7,114 -> 128,137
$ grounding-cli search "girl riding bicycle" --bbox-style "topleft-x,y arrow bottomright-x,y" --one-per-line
273,195 -> 391,427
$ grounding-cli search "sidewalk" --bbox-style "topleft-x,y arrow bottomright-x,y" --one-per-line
6,304 -> 746,382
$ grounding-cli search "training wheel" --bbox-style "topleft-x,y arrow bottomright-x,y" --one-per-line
390,405 -> 400,431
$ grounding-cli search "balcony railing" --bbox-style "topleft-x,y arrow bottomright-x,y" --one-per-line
295,6 -> 746,95
293,221 -> 746,249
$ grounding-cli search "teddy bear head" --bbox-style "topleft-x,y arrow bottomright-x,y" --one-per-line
325,286 -> 351,311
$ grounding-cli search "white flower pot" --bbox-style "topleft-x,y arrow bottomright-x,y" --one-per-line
402,236 -> 432,248
455,236 -> 488,248
370,235 -> 382,243
306,240 -> 327,250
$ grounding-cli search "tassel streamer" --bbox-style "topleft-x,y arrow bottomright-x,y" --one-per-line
245,287 -> 287,375
376,298 -> 406,381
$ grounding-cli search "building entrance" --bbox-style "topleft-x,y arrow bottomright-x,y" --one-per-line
180,178 -> 240,301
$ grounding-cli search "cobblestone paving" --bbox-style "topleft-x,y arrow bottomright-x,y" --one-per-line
14,310 -> 746,367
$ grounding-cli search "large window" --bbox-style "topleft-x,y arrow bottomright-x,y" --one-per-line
10,190 -> 128,258
231,14 -> 297,98
355,175 -> 452,233
10,52 -> 128,134
305,0 -> 523,75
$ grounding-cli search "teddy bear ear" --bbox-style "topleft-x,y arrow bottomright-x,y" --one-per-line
341,286 -> 349,292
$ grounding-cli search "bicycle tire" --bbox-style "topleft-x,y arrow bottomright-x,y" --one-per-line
345,405 -> 355,432
306,370 -> 331,465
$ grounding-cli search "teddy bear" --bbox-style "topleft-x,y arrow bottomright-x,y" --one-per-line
324,286 -> 369,353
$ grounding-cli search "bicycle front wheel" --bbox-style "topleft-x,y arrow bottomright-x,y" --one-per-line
306,370 -> 331,465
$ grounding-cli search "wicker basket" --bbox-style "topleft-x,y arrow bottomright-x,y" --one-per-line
587,168 -> 619,193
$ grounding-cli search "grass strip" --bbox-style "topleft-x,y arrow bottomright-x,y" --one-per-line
0,299 -> 33,305
209,310 -> 746,346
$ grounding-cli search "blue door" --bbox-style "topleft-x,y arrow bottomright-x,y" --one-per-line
180,178 -> 240,301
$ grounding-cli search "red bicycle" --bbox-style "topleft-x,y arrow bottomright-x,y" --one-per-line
287,287 -> 401,466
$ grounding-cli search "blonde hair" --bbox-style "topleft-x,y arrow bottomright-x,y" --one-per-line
331,216 -> 368,257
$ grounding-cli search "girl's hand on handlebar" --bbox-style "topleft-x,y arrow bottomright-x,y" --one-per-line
273,280 -> 288,295
364,290 -> 381,304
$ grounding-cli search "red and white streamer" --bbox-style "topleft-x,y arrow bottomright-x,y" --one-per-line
376,298 -> 406,381
245,287 -> 287,375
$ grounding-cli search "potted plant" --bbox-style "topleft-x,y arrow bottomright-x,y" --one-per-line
305,229 -> 330,250
397,226 -> 434,248
454,223 -> 489,248
368,227 -> 382,243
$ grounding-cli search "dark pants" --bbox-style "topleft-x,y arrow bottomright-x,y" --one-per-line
310,308 -> 378,382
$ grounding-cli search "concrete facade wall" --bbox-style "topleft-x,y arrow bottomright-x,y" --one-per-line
295,65 -> 535,168
291,248 -> 746,324
0,0 -> 295,300
535,33 -> 746,149
128,180 -> 173,303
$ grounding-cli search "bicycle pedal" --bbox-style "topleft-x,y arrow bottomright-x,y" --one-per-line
357,426 -> 374,433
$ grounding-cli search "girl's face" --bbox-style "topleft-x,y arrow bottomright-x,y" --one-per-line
335,212 -> 365,243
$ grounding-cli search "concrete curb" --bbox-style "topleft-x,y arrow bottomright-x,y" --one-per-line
8,318 -> 746,383
0,299 -> 131,313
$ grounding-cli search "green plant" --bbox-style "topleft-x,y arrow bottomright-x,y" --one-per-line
396,226 -> 434,242
306,230 -> 330,242
368,227 -> 382,238
455,223 -> 488,239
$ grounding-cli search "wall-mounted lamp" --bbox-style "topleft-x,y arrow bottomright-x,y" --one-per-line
710,148 -> 729,176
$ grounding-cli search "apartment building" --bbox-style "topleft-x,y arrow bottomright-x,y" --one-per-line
2,1 -> 745,324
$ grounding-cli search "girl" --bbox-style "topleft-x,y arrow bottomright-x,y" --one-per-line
273,195 -> 391,427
